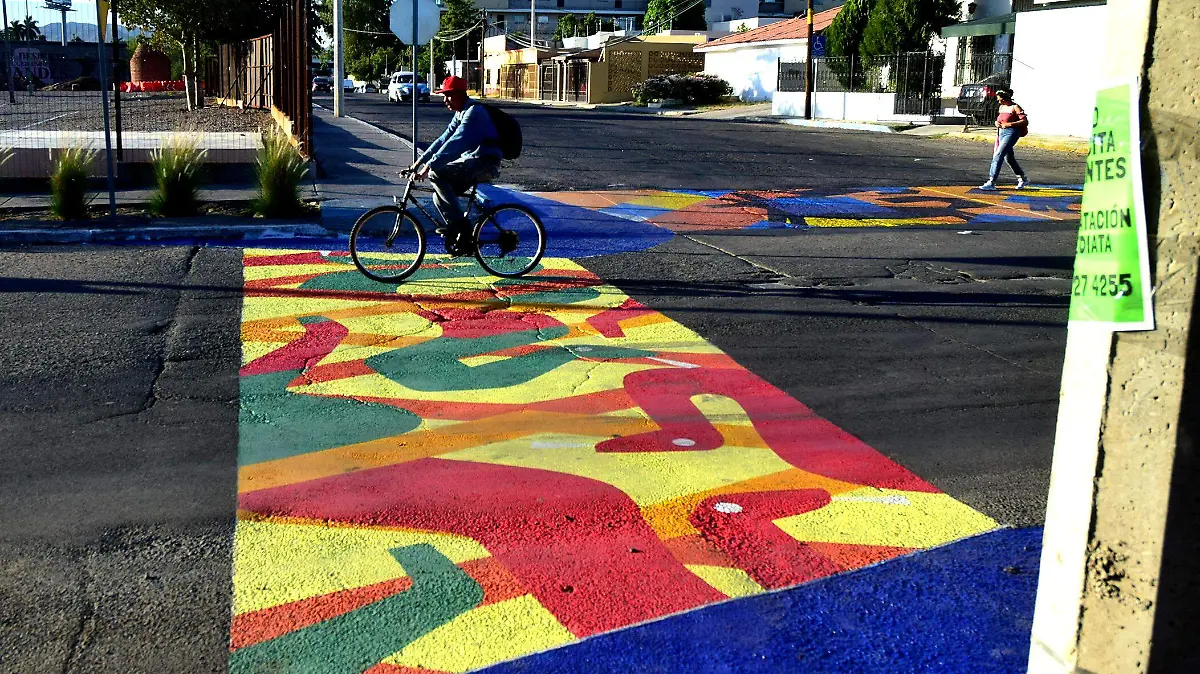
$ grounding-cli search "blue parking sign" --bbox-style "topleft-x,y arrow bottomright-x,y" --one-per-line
812,36 -> 826,57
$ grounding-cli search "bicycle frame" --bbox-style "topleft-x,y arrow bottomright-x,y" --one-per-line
394,176 -> 484,235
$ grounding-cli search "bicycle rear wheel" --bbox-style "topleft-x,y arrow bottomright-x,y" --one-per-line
350,206 -> 426,283
473,204 -> 546,278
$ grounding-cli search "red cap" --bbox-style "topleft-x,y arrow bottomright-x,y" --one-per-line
434,76 -> 469,94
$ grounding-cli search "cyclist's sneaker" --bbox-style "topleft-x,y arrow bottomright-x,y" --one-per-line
445,232 -> 475,257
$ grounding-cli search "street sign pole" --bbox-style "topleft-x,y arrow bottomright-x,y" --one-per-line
804,0 -> 813,120
412,0 -> 418,165
333,0 -> 344,117
95,0 -> 116,216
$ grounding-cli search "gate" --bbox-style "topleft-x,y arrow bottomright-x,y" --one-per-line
891,52 -> 944,116
566,61 -> 588,102
539,64 -> 555,101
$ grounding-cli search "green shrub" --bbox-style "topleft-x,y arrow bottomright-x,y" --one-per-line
632,74 -> 733,106
150,135 -> 208,217
253,127 -> 309,218
50,146 -> 97,220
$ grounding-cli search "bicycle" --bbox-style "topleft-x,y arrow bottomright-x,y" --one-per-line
349,171 -> 546,283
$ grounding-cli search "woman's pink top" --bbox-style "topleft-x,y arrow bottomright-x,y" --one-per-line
997,109 -> 1024,125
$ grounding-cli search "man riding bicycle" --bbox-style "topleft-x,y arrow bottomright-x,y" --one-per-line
406,75 -> 503,255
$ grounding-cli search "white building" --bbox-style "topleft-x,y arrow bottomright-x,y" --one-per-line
940,0 -> 1107,137
696,7 -> 843,102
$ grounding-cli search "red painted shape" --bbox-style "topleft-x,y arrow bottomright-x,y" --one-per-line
432,308 -> 564,340
690,490 -> 840,589
239,459 -> 726,637
299,359 -> 377,384
230,576 -> 414,650
461,556 -> 529,606
240,319 -> 349,377
585,298 -> 657,338
244,252 -> 330,267
596,367 -> 938,492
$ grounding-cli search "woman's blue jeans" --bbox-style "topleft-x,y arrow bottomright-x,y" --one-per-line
989,128 -> 1026,181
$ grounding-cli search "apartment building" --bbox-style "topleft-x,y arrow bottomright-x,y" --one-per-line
476,0 -> 649,41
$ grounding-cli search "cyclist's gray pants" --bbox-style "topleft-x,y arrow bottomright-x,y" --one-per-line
428,157 -> 501,235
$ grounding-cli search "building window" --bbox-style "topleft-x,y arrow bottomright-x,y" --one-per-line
615,0 -> 622,7
557,0 -> 564,6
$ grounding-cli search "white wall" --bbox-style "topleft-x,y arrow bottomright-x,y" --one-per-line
773,91 -> 932,122
1011,5 -> 1107,137
702,42 -> 809,102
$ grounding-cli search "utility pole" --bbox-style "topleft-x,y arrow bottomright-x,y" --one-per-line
529,0 -> 535,47
332,0 -> 344,117
478,10 -> 485,98
1026,0 -> 1199,672
803,0 -> 813,120
428,36 -> 434,89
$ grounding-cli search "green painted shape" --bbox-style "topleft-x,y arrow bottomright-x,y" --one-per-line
239,370 -> 421,466
494,284 -> 603,307
366,325 -> 580,392
229,543 -> 483,674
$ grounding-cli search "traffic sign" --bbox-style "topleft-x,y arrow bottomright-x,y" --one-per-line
812,35 -> 826,57
391,0 -> 442,46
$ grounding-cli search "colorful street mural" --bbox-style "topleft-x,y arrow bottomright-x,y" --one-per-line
234,250 -> 999,673
529,185 -> 1082,232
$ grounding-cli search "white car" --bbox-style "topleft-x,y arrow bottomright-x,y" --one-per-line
387,71 -> 431,104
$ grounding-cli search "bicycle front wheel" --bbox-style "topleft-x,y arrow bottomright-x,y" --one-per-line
350,206 -> 426,283
473,204 -> 546,278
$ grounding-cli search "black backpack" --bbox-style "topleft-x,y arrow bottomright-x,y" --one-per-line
483,104 -> 522,160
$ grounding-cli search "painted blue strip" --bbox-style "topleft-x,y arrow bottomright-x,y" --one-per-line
482,527 -> 1043,674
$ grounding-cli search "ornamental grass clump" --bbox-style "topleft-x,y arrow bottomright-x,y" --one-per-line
253,127 -> 309,218
150,134 -> 208,217
50,146 -> 98,220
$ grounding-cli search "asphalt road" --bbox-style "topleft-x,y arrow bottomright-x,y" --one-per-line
1,99 -> 1083,671
319,91 -> 1083,192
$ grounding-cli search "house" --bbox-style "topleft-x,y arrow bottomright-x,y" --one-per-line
475,0 -> 646,42
484,30 -> 706,104
940,0 -> 1107,137
695,7 -> 843,102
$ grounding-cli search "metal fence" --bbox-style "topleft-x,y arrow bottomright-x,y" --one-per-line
954,52 -> 1012,86
778,52 -> 945,116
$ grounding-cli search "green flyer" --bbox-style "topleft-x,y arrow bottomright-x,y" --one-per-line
1069,80 -> 1154,330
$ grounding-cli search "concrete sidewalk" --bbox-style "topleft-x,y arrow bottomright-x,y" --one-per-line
311,105 -> 417,231
901,124 -> 1089,154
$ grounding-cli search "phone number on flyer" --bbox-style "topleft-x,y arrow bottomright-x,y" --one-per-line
1072,273 -> 1134,298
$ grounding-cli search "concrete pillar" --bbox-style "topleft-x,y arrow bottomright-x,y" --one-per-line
1027,0 -> 1200,672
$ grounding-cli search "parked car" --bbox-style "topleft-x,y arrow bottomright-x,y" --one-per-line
355,81 -> 379,94
957,73 -> 1010,123
387,71 -> 430,104
343,78 -> 355,93
311,76 -> 332,93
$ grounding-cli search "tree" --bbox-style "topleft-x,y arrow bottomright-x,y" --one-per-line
825,0 -> 870,59
21,16 -> 40,41
644,0 -> 705,33
859,0 -> 959,57
121,0 -> 287,110
553,14 -> 580,42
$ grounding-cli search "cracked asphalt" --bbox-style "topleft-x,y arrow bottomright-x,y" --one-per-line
1,101 -> 1082,672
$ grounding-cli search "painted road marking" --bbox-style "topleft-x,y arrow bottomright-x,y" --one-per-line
234,250 -> 999,672
532,185 -> 1082,231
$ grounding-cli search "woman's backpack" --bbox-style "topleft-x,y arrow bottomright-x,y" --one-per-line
483,104 -> 523,160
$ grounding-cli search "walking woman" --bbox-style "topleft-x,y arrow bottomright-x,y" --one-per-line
980,88 -> 1029,190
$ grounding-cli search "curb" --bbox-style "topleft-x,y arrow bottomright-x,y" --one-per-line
943,131 -> 1089,154
740,116 -> 904,133
1,222 -> 337,245
485,98 -> 702,117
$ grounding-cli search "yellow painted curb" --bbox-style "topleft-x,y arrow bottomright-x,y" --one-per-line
946,131 -> 1089,155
